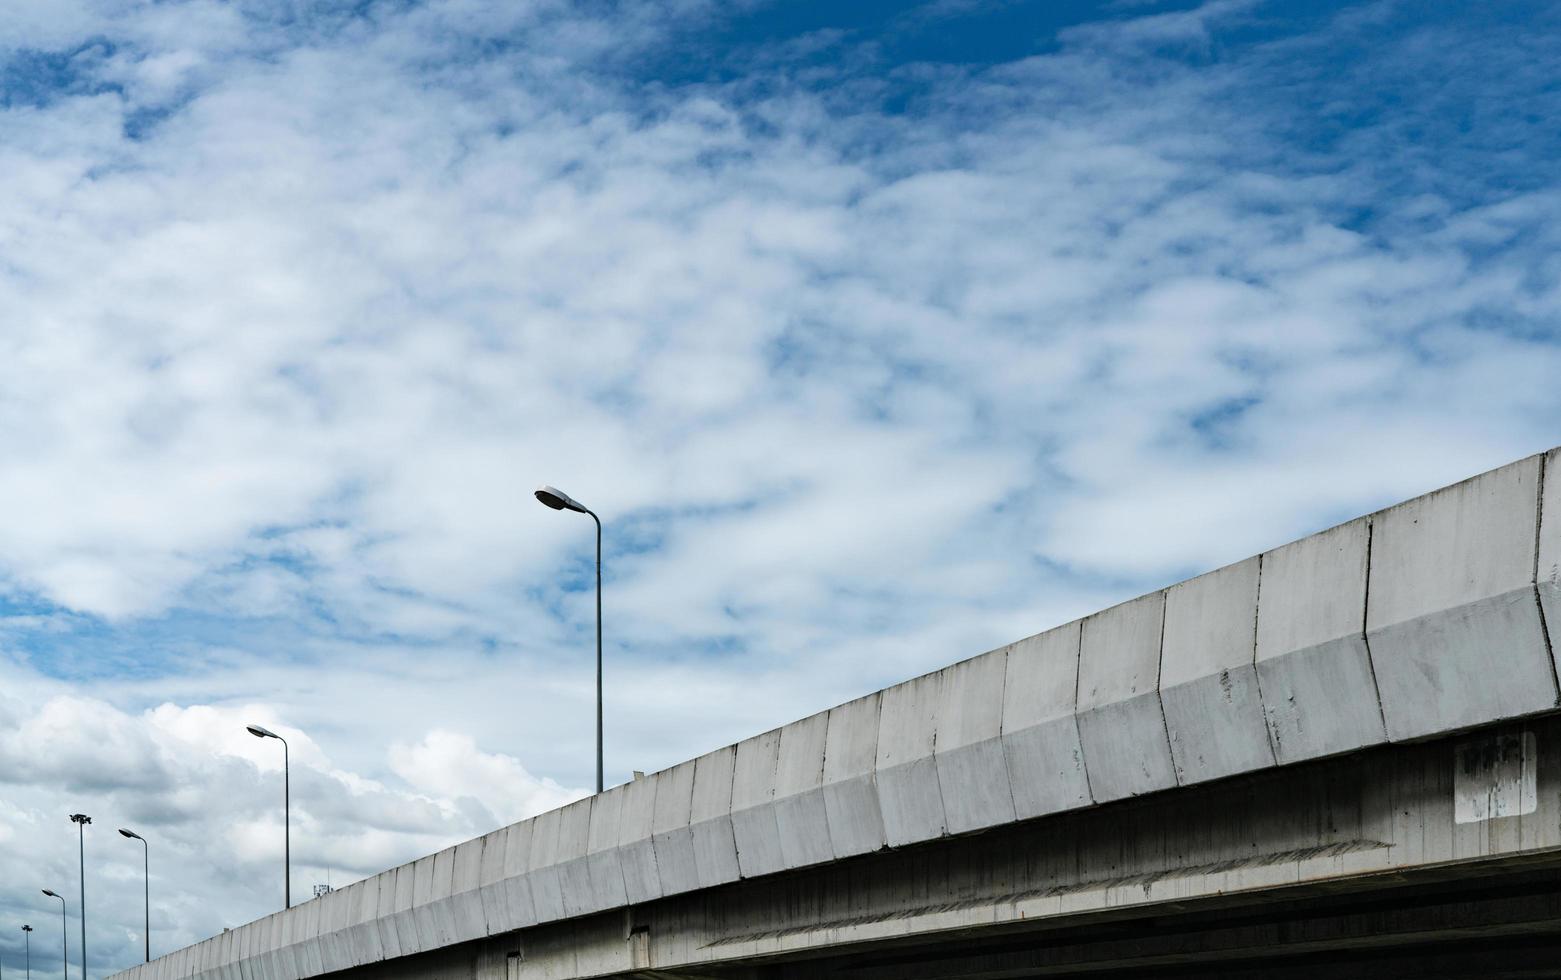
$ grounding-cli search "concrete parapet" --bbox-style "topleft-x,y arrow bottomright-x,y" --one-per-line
1076,592 -> 1176,802
1000,620 -> 1091,819
650,760 -> 699,895
1160,557 -> 1273,784
772,712 -> 832,870
584,784 -> 628,912
822,693 -> 886,858
875,672 -> 945,846
616,773 -> 661,904
934,648 -> 1015,834
730,728 -> 783,878
554,797 -> 595,918
1256,517 -> 1383,764
527,807 -> 568,923
689,746 -> 742,888
1366,455 -> 1555,740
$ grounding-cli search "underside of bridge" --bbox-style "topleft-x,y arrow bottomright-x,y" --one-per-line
660,865 -> 1561,979
330,714 -> 1561,980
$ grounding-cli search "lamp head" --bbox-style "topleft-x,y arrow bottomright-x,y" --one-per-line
246,724 -> 278,739
534,485 -> 589,514
119,828 -> 144,841
69,813 -> 91,825
22,924 -> 31,932
41,889 -> 57,899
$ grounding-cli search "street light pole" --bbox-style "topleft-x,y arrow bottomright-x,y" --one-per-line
534,484 -> 604,794
40,891 -> 65,980
21,924 -> 31,980
68,814 -> 89,980
118,829 -> 150,961
246,724 -> 290,908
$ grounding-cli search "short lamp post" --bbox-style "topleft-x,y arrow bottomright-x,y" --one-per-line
40,890 -> 65,980
534,484 -> 604,794
246,724 -> 290,908
119,828 -> 150,961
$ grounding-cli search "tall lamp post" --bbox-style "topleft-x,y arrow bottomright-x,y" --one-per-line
246,724 -> 290,908
68,814 -> 89,980
40,890 -> 65,980
118,828 -> 150,961
21,924 -> 31,979
534,485 -> 604,794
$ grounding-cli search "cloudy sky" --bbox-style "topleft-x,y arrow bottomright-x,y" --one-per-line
2,0 -> 1560,975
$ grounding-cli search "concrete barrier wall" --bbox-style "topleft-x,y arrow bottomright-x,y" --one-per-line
116,448 -> 1561,980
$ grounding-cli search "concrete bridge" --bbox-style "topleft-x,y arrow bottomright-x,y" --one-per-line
114,447 -> 1561,979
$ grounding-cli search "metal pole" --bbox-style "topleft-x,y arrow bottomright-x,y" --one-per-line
22,924 -> 31,980
593,509 -> 603,795
283,735 -> 291,910
69,815 -> 89,980
42,892 -> 64,980
141,838 -> 149,962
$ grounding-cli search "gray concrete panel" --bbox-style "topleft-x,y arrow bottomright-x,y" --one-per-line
730,728 -> 783,878
1000,621 -> 1091,818
616,774 -> 661,904
690,746 -> 742,888
1161,558 -> 1274,784
585,785 -> 629,912
1367,456 -> 1555,739
651,760 -> 699,896
408,853 -> 440,952
1542,448 -> 1560,673
553,796 -> 595,918
935,649 -> 1015,834
822,692 -> 887,857
370,869 -> 399,962
445,838 -> 486,945
389,861 -> 417,961
1076,592 -> 1175,801
772,712 -> 832,870
526,808 -> 567,923
1255,517 -> 1384,763
876,672 -> 945,846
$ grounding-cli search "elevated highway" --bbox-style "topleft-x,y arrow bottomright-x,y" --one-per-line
113,447 -> 1561,979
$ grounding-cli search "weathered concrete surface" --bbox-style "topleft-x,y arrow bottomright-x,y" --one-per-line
649,761 -> 698,897
1367,456 -> 1556,741
689,747 -> 741,889
875,671 -> 945,846
1000,620 -> 1091,819
1256,517 -> 1384,764
729,729 -> 783,879
111,446 -> 1561,980
1161,557 -> 1272,784
1076,592 -> 1176,801
933,648 -> 1014,834
771,713 -> 831,870
820,693 -> 885,859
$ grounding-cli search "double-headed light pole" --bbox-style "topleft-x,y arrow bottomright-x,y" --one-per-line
246,723 -> 291,908
534,485 -> 605,794
68,814 -> 89,980
119,827 -> 150,961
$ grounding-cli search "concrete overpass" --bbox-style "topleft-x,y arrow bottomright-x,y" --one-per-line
113,447 -> 1561,979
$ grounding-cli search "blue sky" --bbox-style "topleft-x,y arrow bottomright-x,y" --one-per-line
2,0 -> 1561,976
